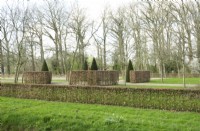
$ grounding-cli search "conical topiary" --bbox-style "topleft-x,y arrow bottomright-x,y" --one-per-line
83,60 -> 88,70
126,60 -> 133,82
41,60 -> 49,71
91,58 -> 98,70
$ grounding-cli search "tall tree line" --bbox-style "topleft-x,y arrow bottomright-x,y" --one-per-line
0,0 -> 200,83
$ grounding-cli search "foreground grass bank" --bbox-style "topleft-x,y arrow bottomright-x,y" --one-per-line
0,96 -> 200,131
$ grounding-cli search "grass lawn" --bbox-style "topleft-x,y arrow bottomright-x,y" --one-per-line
0,97 -> 200,131
150,78 -> 200,84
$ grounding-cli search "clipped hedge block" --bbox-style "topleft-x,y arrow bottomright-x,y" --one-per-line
130,71 -> 150,83
22,71 -> 52,84
0,83 -> 200,113
69,70 -> 119,86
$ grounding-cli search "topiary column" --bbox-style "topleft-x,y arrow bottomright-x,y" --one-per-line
126,60 -> 133,82
41,60 -> 49,71
91,58 -> 98,70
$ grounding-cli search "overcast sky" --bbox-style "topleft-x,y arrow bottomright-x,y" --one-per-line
0,0 -> 134,58
1,0 -> 133,19
76,0 -> 132,19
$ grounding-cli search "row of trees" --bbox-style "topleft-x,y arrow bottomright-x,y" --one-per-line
0,0 -> 200,83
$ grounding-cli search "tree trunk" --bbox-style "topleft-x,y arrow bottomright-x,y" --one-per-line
55,42 -> 60,74
30,41 -> 35,71
3,28 -> 11,75
0,39 -> 4,75
118,33 -> 125,71
186,29 -> 193,64
14,54 -> 21,83
39,36 -> 44,62
6,44 -> 10,75
64,37 -> 68,74
59,38 -> 65,74
103,19 -> 107,70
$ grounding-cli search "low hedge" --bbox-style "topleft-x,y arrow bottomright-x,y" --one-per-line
0,83 -> 200,112
130,71 -> 150,83
70,70 -> 119,85
22,71 -> 52,84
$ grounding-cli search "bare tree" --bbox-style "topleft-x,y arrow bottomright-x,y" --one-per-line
140,0 -> 175,82
109,7 -> 127,71
43,0 -> 69,74
101,7 -> 110,70
189,1 -> 200,66
6,3 -> 29,83
0,7 -> 13,75
31,9 -> 45,63
69,4 -> 92,70
0,21 -> 3,75
171,0 -> 193,64
92,7 -> 110,70
128,3 -> 148,70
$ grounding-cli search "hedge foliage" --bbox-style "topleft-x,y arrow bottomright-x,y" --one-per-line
91,58 -> 98,70
130,71 -> 150,83
126,60 -> 133,82
69,71 -> 119,85
22,72 -> 52,84
0,83 -> 200,112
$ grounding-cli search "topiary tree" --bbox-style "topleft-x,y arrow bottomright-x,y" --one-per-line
91,58 -> 98,70
41,60 -> 49,71
126,60 -> 133,82
83,60 -> 88,70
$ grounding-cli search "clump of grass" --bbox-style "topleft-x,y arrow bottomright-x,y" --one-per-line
104,113 -> 125,125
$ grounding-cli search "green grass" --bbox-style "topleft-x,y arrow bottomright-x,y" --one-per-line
150,78 -> 200,84
0,97 -> 200,130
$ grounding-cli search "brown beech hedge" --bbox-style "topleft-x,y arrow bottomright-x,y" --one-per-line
0,83 -> 200,112
22,72 -> 52,84
130,71 -> 150,83
70,71 -> 119,85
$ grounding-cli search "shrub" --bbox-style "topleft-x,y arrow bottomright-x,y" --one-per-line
165,60 -> 181,73
1,83 -> 200,113
42,60 -> 49,71
126,60 -> 133,82
91,58 -> 98,70
113,60 -> 121,71
83,60 -> 88,70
